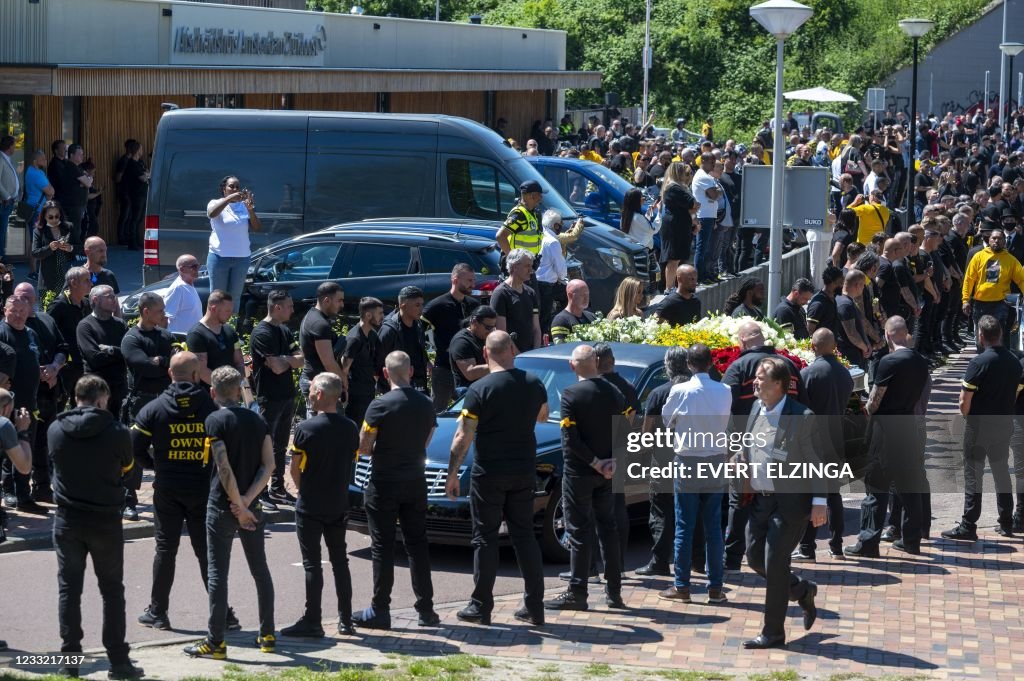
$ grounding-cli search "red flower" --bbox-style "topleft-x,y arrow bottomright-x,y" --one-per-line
711,346 -> 742,373
776,349 -> 808,370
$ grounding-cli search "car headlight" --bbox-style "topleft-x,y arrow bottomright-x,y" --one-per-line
596,247 -> 631,274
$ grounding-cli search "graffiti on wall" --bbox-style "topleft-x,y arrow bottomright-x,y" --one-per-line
882,90 -> 1013,118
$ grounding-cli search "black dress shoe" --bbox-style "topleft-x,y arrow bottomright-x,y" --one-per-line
798,583 -> 817,631
281,618 -> 325,638
513,607 -> 545,626
107,662 -> 144,680
892,539 -> 921,555
338,619 -> 356,636
456,603 -> 491,625
634,561 -> 672,577
743,634 -> 786,649
843,543 -> 880,558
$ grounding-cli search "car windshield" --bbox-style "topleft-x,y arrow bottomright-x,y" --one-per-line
585,162 -> 635,195
505,157 -> 578,219
445,356 -> 642,422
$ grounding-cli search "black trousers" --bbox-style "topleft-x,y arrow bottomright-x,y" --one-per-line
2,418 -> 37,502
296,510 -> 352,623
962,418 -> 1014,531
1009,417 -> 1024,518
857,421 -> 926,548
798,491 -> 845,554
469,473 -> 545,615
942,283 -> 964,343
562,472 -> 621,597
913,297 -> 936,353
150,488 -> 209,616
536,281 -> 566,337
259,398 -> 295,492
345,392 -> 373,427
54,507 -> 130,664
364,479 -> 434,614
206,502 -> 275,644
724,487 -> 749,568
31,385 -> 61,494
745,493 -> 814,640
648,489 -> 675,566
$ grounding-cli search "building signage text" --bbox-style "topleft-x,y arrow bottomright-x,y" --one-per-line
173,25 -> 326,58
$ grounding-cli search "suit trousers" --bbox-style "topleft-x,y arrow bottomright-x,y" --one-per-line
562,472 -> 622,597
745,492 -> 814,640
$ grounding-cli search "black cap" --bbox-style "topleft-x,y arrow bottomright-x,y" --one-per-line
519,180 -> 543,195
1001,208 -> 1019,222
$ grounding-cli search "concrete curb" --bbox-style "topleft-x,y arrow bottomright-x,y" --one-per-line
0,508 -> 296,555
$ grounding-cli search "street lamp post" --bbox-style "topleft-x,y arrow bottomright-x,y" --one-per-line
1001,43 -> 1024,120
750,0 -> 813,316
899,19 -> 934,224
641,0 -> 652,126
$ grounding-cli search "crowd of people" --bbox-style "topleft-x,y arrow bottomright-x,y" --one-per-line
4,101 -> 1024,675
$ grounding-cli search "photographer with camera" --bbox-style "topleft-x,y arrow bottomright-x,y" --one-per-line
207,176 -> 261,314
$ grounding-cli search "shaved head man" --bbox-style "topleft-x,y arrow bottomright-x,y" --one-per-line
551,280 -> 596,344
655,264 -> 702,327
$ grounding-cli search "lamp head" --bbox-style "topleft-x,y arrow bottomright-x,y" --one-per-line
1001,42 -> 1024,57
898,18 -> 935,39
750,0 -> 813,38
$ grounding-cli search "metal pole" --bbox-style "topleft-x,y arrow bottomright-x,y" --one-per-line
641,0 -> 652,125
435,0 -> 440,21
986,70 -> 991,115
907,36 -> 919,220
999,0 -> 1009,133
1019,71 -> 1023,115
929,72 -> 933,115
767,36 -> 786,316
1011,55 -> 1017,111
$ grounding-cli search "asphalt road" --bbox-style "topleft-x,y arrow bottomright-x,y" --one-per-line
0,521 -> 655,655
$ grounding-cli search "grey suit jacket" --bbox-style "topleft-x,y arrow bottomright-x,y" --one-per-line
743,397 -> 826,497
0,154 -> 18,201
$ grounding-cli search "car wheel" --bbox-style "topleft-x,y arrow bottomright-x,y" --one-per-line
540,485 -> 571,563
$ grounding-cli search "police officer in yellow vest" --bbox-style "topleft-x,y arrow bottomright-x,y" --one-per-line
497,181 -> 544,277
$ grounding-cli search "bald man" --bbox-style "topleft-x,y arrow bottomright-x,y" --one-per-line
793,329 -> 854,561
131,351 -> 240,632
83,236 -> 119,294
550,280 -> 596,344
654,264 -> 702,327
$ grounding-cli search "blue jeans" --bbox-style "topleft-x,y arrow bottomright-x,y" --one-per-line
0,201 -> 13,260
673,486 -> 724,590
694,217 -> 717,280
207,252 -> 248,313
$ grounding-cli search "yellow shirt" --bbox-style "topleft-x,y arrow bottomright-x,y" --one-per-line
851,203 -> 890,244
580,150 -> 603,164
961,247 -> 1024,304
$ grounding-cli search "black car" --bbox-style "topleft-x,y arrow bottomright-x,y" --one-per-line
120,223 -> 502,330
346,341 -> 669,563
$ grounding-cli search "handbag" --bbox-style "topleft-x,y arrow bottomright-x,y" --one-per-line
15,194 -> 44,224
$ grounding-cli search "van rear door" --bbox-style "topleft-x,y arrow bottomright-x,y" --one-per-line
148,113 -> 307,282
305,117 -> 438,231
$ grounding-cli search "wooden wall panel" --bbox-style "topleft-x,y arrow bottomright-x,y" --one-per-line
495,90 -> 547,147
243,93 -> 277,110
32,96 -> 62,156
291,92 -> 375,112
80,95 -> 192,243
390,91 -> 486,123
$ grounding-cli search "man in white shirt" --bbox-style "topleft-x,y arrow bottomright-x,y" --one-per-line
163,254 -> 203,334
691,152 -> 722,284
862,158 -> 886,195
536,209 -> 570,337
658,344 -> 731,606
740,357 -> 826,650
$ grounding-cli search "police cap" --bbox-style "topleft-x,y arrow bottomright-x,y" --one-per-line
519,180 -> 543,195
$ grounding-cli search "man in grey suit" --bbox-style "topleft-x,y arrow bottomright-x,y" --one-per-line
740,356 -> 827,650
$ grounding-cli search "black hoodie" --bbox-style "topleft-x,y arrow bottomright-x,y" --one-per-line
49,406 -> 133,515
132,382 -> 217,494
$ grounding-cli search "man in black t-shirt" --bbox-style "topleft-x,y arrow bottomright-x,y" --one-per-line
491,249 -> 541,353
446,331 -> 548,626
422,263 -> 480,412
282,372 -> 359,639
449,306 -> 495,389
943,315 -> 1022,541
772,278 -> 813,340
184,367 -> 275,660
84,237 -> 120,295
77,285 -> 127,417
550,280 -> 597,344
377,286 -> 430,393
354,350 -> 440,631
654,265 -> 702,327
186,290 -> 243,389
846,317 -> 930,558
299,282 -> 346,415
806,265 -> 843,337
835,271 -> 870,369
545,345 -> 632,611
342,297 -> 383,425
248,290 -> 303,510
48,267 -> 92,399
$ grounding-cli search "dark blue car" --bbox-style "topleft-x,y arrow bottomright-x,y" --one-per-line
346,342 -> 669,563
526,156 -> 656,230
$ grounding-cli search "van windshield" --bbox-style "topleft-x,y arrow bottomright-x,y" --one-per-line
504,157 -> 578,219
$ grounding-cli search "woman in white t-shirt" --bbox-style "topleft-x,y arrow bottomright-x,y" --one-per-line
206,175 -> 261,313
619,187 -> 655,249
